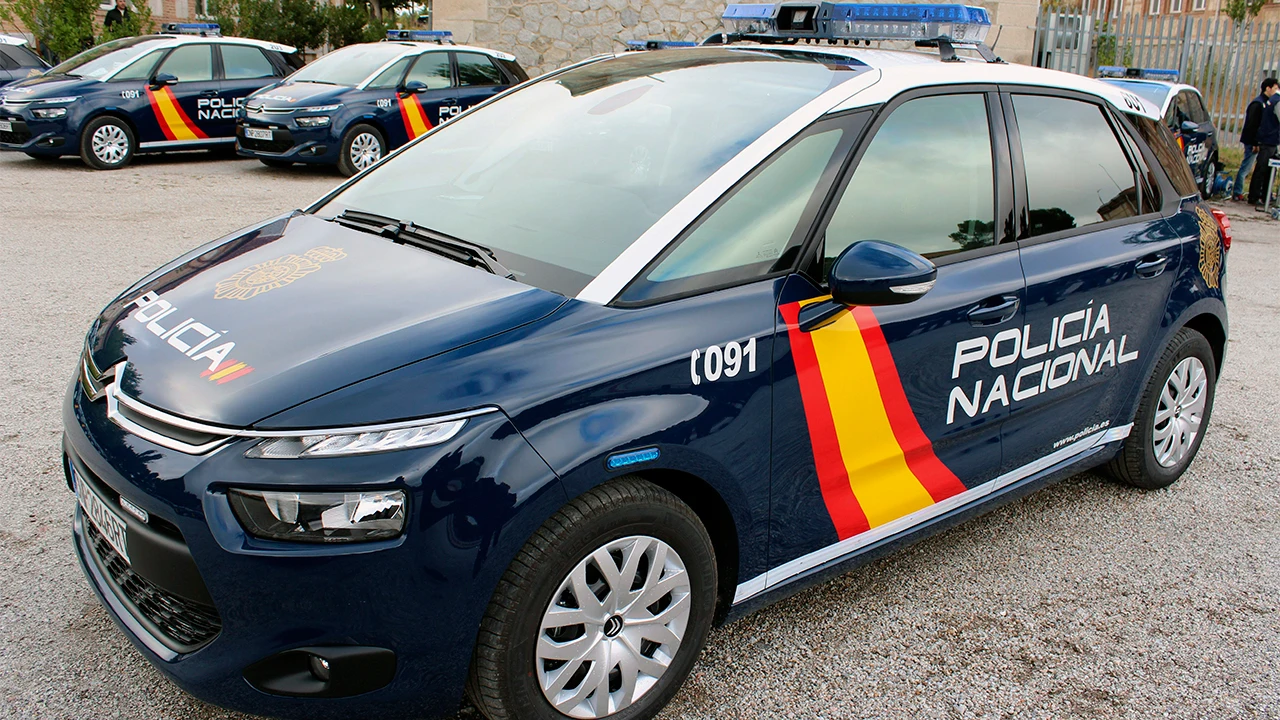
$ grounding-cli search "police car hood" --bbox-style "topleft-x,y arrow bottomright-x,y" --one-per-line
247,81 -> 348,108
0,74 -> 93,100
86,212 -> 567,428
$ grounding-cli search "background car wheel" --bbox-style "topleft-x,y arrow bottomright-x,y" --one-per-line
338,123 -> 385,177
1201,158 -> 1217,198
259,158 -> 293,169
79,116 -> 135,170
467,477 -> 718,720
1105,327 -> 1216,489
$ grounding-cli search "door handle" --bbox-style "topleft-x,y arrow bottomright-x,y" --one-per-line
1135,254 -> 1169,278
967,295 -> 1020,327
199,90 -> 218,97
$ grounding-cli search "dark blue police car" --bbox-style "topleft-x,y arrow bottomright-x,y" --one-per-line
1100,67 -> 1220,198
236,30 -> 527,176
0,25 -> 299,169
64,4 -> 1229,720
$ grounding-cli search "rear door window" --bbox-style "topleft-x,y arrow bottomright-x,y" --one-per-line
455,52 -> 504,86
1128,113 -> 1199,198
221,45 -> 277,80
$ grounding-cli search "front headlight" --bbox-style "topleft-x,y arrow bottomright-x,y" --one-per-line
229,489 -> 406,543
244,418 -> 467,458
295,115 -> 330,128
32,107 -> 67,119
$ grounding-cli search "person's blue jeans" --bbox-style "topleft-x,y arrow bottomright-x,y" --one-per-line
1235,144 -> 1258,197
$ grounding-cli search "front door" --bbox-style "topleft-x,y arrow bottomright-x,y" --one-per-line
1000,90 -> 1182,473
767,89 -> 1021,592
144,44 -> 219,146
396,51 -> 454,144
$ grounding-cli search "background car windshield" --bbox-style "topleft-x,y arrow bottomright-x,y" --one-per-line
320,49 -> 865,296
1104,80 -> 1170,110
289,44 -> 408,86
51,37 -> 170,79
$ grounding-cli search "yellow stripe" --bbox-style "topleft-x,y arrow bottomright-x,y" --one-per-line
209,362 -> 246,381
806,305 -> 934,528
405,98 -> 430,138
153,89 -> 200,141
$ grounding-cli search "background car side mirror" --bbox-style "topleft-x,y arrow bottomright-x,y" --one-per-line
400,80 -> 428,96
828,240 -> 937,306
1180,120 -> 1199,134
150,72 -> 178,88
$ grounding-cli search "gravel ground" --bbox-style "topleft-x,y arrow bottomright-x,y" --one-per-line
0,150 -> 1277,720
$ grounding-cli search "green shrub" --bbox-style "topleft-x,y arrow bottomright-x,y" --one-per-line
0,0 -> 98,62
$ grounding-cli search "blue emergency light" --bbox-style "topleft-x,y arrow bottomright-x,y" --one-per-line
161,22 -> 220,36
385,29 -> 454,44
625,40 -> 698,51
721,3 -> 991,44
1098,66 -> 1180,82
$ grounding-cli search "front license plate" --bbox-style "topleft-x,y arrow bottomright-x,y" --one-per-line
244,127 -> 272,141
0,120 -> 12,132
74,468 -> 130,564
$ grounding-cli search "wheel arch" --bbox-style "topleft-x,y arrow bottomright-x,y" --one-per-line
83,108 -> 141,141
1182,310 -> 1226,377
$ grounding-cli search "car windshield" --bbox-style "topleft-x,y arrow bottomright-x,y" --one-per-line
1104,80 -> 1170,111
288,43 -> 409,86
319,48 -> 867,296
51,37 -> 170,79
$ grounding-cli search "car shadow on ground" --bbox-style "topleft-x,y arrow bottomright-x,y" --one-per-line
4,149 -> 341,177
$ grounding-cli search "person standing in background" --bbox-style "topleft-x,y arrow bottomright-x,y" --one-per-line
1245,78 -> 1279,208
104,0 -> 131,29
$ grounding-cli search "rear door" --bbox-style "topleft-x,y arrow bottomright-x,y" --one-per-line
452,51 -> 509,115
1000,89 -> 1182,473
145,44 -> 219,146
215,44 -> 282,137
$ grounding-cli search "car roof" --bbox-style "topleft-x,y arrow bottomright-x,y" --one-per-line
374,41 -> 517,63
140,33 -> 297,55
0,34 -> 28,47
675,44 -> 1164,121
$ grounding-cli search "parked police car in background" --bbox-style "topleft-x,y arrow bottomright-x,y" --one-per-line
63,4 -> 1229,720
236,30 -> 527,176
0,24 -> 300,169
0,34 -> 50,87
1100,66 -> 1220,198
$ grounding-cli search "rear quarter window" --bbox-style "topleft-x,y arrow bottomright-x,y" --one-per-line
1128,113 -> 1199,198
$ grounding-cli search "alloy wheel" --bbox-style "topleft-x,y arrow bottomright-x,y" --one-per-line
92,124 -> 129,165
349,132 -> 382,172
1152,356 -> 1208,467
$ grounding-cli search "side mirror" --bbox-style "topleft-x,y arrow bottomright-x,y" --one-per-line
400,79 -> 428,96
1180,120 -> 1199,134
150,72 -> 178,88
828,240 -> 937,306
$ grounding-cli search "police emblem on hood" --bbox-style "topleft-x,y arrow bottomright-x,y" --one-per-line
214,246 -> 347,301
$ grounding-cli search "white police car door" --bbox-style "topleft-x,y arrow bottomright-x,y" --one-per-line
999,90 -> 1182,472
766,88 -> 1023,574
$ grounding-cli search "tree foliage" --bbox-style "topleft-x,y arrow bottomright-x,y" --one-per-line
0,0 -> 98,62
207,0 -> 392,49
1224,0 -> 1267,24
101,1 -> 156,42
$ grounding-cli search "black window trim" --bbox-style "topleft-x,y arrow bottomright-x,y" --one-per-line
1111,108 -> 1189,210
610,108 -> 873,308
1000,85 -> 1172,250
798,84 -> 1013,287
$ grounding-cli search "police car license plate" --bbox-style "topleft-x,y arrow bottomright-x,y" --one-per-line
73,467 -> 130,564
0,121 -> 12,132
244,127 -> 272,141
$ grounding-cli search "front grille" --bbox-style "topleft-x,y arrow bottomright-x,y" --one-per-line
85,520 -> 222,650
0,118 -> 31,145
239,125 -> 295,154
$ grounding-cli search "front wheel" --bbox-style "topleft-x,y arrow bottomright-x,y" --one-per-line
337,123 -> 385,177
1106,327 -> 1216,489
79,116 -> 135,170
467,478 -> 718,720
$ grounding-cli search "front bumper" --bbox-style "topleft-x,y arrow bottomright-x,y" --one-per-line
63,377 -> 565,719
0,113 -> 70,154
236,119 -> 339,165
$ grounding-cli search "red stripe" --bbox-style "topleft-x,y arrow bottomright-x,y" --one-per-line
397,97 -> 414,138
163,87 -> 208,139
145,87 -> 177,141
780,302 -> 870,540
852,306 -> 967,502
201,359 -> 237,377
216,366 -> 254,384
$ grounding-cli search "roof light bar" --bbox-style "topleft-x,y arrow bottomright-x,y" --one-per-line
625,40 -> 698,51
385,29 -> 454,44
1098,66 -> 1180,81
161,22 -> 221,36
722,2 -> 991,44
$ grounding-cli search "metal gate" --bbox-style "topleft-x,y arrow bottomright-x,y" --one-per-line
1034,6 -> 1280,136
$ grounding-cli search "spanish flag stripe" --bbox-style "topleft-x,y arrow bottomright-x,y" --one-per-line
145,87 -> 177,141
209,362 -> 247,381
164,87 -> 208,139
851,306 -> 968,502
201,359 -> 238,377
397,95 -> 432,139
779,302 -> 870,539
146,87 -> 207,141
216,366 -> 254,384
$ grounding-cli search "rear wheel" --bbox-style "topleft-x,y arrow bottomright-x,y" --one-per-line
79,116 -> 135,170
259,158 -> 293,169
337,123 -> 384,177
1200,157 -> 1217,199
467,478 -> 717,720
1106,327 -> 1216,489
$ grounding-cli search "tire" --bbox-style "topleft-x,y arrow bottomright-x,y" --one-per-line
1200,157 -> 1217,199
467,478 -> 718,720
1105,327 -> 1216,489
337,123 -> 385,177
259,158 -> 293,169
79,115 -> 135,170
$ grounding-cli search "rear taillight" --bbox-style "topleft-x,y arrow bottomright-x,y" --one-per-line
1210,207 -> 1232,251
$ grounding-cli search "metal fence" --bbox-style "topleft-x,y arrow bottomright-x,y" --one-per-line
1033,7 -> 1280,136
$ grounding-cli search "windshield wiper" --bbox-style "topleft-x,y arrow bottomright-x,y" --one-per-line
333,209 -> 514,279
